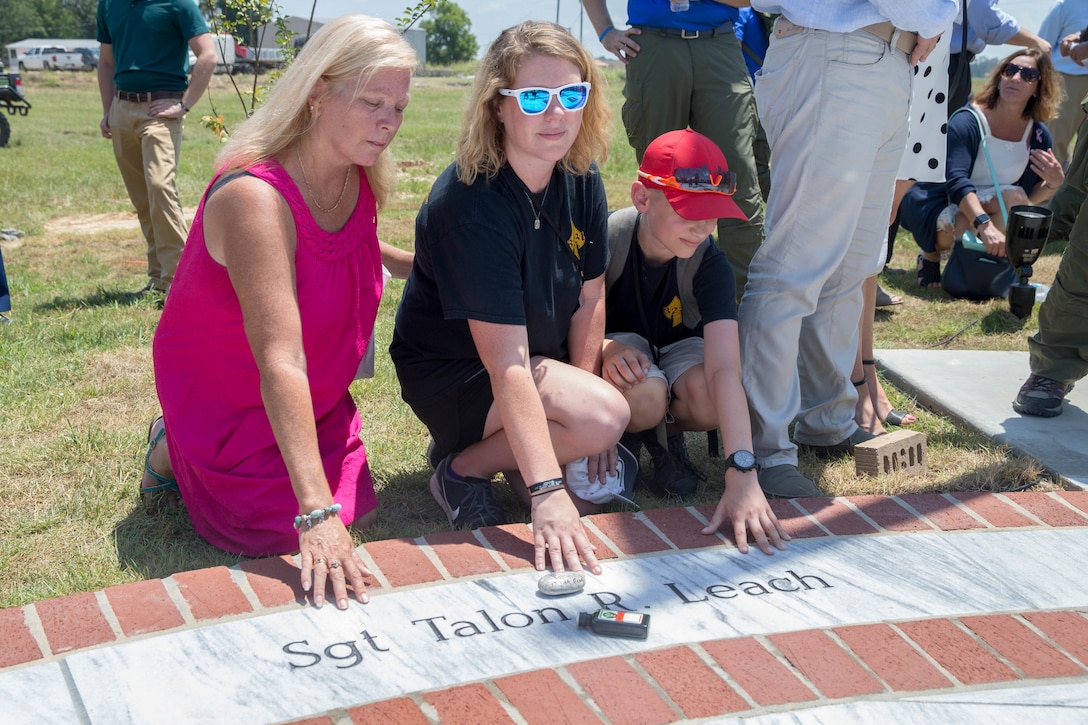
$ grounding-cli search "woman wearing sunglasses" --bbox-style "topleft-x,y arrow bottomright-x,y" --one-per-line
390,21 -> 627,576
902,48 -> 1065,288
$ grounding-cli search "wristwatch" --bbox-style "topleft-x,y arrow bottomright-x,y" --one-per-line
973,213 -> 991,230
724,450 -> 757,473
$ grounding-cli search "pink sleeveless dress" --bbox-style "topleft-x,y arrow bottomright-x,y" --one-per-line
153,159 -> 382,556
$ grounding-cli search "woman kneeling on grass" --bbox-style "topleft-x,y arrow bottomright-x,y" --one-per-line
140,15 -> 416,609
390,21 -> 629,576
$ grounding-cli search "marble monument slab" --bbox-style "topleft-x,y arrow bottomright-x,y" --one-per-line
14,528 -> 1081,724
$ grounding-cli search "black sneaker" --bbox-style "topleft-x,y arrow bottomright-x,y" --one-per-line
642,431 -> 703,499
430,454 -> 507,530
425,438 -> 446,470
1013,374 -> 1074,418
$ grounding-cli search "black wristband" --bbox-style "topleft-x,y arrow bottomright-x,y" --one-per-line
527,478 -> 565,496
179,100 -> 190,113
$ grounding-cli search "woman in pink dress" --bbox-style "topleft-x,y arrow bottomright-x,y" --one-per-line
141,15 -> 416,610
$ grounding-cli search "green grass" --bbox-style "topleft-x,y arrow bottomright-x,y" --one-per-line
0,69 -> 1060,610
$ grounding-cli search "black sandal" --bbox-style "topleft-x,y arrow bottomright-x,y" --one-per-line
917,254 -> 941,289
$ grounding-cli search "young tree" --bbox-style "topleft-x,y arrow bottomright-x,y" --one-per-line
421,1 -> 477,66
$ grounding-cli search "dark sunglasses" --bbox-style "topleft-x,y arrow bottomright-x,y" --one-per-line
638,165 -> 738,195
498,82 -> 591,115
1002,63 -> 1040,83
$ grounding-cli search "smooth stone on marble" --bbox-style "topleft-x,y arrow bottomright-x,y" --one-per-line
876,349 -> 1088,489
35,529 -> 1088,724
538,571 -> 585,596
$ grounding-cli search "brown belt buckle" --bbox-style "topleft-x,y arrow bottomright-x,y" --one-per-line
773,17 -> 805,40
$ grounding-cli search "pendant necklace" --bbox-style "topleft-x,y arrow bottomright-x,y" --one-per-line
522,177 -> 550,230
295,147 -> 351,214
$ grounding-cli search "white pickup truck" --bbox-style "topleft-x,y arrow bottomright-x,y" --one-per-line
18,46 -> 85,71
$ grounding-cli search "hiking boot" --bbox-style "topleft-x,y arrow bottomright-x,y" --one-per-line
619,431 -> 644,461
430,454 -> 507,530
757,464 -> 821,498
642,431 -> 703,499
1013,374 -> 1074,418
797,427 -> 875,460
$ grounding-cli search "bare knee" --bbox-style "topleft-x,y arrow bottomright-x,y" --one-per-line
670,368 -> 717,431
624,377 -> 668,431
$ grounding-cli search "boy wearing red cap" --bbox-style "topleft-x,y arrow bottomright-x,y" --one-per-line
601,129 -> 787,554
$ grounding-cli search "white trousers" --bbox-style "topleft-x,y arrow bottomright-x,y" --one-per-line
741,25 -> 910,467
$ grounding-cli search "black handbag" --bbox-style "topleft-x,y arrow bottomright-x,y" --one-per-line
941,107 -> 1017,301
941,236 -> 1017,301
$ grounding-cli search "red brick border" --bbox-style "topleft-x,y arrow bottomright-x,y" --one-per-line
2,491 -> 1087,721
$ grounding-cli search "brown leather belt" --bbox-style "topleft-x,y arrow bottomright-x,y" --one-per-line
774,17 -> 917,55
116,90 -> 184,102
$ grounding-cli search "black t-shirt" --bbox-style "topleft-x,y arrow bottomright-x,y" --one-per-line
391,162 -> 609,404
605,218 -> 736,350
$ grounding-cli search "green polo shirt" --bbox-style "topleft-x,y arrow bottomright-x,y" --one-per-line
96,0 -> 208,92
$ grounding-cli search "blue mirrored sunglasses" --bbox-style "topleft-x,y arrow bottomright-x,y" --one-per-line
498,82 -> 592,115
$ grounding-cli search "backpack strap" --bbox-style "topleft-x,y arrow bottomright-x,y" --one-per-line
606,206 -> 707,330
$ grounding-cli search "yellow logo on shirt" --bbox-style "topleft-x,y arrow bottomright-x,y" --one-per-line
663,296 -> 682,327
568,222 -> 585,260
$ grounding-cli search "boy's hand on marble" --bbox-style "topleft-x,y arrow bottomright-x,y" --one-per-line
702,473 -> 789,556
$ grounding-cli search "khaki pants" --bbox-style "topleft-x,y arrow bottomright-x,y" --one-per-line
109,99 -> 188,292
1051,73 -> 1088,168
622,28 -> 764,302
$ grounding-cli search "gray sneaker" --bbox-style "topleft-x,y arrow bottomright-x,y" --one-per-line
797,427 -> 875,460
1013,374 -> 1073,418
757,464 -> 821,498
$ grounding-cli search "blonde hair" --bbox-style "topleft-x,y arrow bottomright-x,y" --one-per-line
215,15 -> 417,209
456,20 -> 610,186
975,48 -> 1062,123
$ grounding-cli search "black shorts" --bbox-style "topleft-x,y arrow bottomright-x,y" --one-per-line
406,366 -> 495,457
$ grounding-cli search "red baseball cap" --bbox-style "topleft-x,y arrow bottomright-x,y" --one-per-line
638,129 -> 747,221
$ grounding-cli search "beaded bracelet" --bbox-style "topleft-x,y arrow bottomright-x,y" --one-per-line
294,503 -> 342,530
528,478 -> 565,497
598,25 -> 614,43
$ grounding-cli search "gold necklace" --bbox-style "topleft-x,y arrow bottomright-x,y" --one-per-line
522,178 -> 550,230
295,147 -> 352,214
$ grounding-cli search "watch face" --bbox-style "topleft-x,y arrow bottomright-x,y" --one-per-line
730,450 -> 756,470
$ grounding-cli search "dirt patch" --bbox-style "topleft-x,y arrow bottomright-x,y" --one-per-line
45,212 -> 142,236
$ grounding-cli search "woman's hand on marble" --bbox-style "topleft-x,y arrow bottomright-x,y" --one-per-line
531,489 -> 602,575
299,518 -> 371,609
702,471 -> 790,556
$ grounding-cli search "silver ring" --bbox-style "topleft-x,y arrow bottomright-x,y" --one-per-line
314,558 -> 325,566
329,560 -> 341,569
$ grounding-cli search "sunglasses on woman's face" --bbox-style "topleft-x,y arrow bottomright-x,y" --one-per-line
498,82 -> 592,115
1002,63 -> 1040,83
